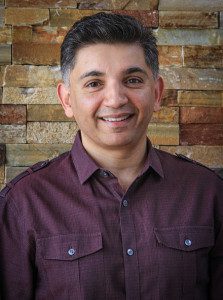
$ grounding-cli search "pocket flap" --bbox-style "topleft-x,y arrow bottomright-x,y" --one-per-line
154,226 -> 214,252
37,233 -> 102,261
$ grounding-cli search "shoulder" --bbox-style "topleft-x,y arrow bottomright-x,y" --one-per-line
0,151 -> 70,199
155,148 -> 223,182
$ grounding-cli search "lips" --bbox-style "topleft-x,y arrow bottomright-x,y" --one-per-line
101,115 -> 131,122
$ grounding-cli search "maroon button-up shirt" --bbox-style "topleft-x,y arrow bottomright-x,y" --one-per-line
0,132 -> 223,299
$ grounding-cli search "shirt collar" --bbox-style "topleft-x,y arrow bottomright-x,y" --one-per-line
71,132 -> 164,184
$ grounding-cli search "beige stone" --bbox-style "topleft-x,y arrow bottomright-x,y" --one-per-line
0,125 -> 26,143
4,65 -> 61,87
151,107 -> 179,123
78,0 -> 158,10
50,9 -> 101,27
3,87 -> 59,104
124,0 -> 158,10
5,0 -> 77,7
5,8 -> 49,26
147,123 -> 179,145
0,66 -> 4,86
159,11 -> 218,29
5,166 -> 28,183
0,165 -> 4,183
159,0 -> 223,11
160,67 -> 223,90
0,27 -> 11,43
160,146 -> 223,168
0,7 -> 4,27
0,45 -> 11,65
6,143 -> 72,166
158,46 -> 182,67
177,91 -> 223,107
0,183 -> 5,190
27,122 -> 78,143
27,104 -> 69,121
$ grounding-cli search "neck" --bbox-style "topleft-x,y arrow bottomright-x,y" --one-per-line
82,136 -> 148,191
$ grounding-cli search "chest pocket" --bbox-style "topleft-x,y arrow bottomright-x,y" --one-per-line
36,233 -> 104,299
154,226 -> 214,297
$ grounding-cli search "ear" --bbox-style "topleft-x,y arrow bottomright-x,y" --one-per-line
154,76 -> 164,112
57,82 -> 74,118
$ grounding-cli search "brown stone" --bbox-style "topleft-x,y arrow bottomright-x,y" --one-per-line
27,122 -> 78,143
160,145 -> 223,168
0,66 -> 4,86
13,43 -> 60,65
5,166 -> 28,182
27,104 -> 69,121
0,45 -> 11,65
184,46 -> 223,68
5,8 -> 49,26
159,11 -> 218,29
4,65 -> 61,87
114,10 -> 158,27
159,0 -> 223,11
0,144 -> 5,164
50,9 -> 101,27
160,67 -> 223,91
78,0 -> 158,10
0,104 -> 26,124
6,143 -> 72,166
12,26 -> 33,43
3,87 -> 58,104
180,124 -> 223,145
180,107 -> 223,124
5,0 -> 77,7
151,107 -> 179,123
0,27 -> 11,43
158,46 -> 182,67
0,125 -> 26,143
161,90 -> 178,107
177,91 -> 223,107
148,123 -> 179,145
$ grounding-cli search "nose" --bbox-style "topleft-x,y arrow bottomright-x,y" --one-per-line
103,82 -> 128,108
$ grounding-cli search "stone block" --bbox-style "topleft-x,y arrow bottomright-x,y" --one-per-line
0,0 -> 3,6
27,122 -> 78,143
6,143 -> 72,166
4,65 -> 61,87
148,123 -> 179,145
12,26 -> 33,43
78,0 -> 158,10
158,46 -> 182,67
0,144 -> 5,164
160,67 -> 223,91
178,91 -> 223,107
0,7 -> 4,27
155,29 -> 223,46
0,125 -> 26,143
13,43 -> 60,65
180,124 -> 223,145
160,145 -> 223,168
159,0 -> 223,11
159,11 -> 218,29
220,12 -> 223,28
151,107 -> 179,123
0,88 -> 2,103
5,8 -> 49,26
161,89 -> 178,106
27,104 -> 69,121
3,87 -> 58,104
0,27 -> 12,43
0,45 -> 11,65
5,0 -> 77,8
0,165 -> 4,183
50,9 -> 100,27
184,46 -> 223,68
180,107 -> 223,124
5,166 -> 28,183
113,10 -> 158,27
0,183 -> 5,190
0,66 -> 4,86
0,104 -> 26,124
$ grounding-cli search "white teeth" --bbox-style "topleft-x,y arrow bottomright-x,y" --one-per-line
102,115 -> 129,122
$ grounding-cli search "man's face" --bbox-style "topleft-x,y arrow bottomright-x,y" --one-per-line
58,43 -> 164,151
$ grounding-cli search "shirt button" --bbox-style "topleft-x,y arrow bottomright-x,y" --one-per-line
184,239 -> 192,247
127,248 -> 134,256
100,170 -> 109,177
68,248 -> 76,256
123,199 -> 128,207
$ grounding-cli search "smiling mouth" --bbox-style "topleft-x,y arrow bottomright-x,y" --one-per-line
100,114 -> 133,122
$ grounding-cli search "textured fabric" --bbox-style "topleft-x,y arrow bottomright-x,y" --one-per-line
0,132 -> 223,300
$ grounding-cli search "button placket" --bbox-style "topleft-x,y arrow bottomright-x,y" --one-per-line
68,248 -> 76,256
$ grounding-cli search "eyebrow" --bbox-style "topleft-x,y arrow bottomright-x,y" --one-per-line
79,70 -> 104,80
124,67 -> 148,77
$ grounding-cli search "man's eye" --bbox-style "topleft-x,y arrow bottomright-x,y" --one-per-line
86,81 -> 101,88
126,77 -> 143,84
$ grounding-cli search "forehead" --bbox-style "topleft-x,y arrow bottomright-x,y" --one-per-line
72,43 -> 148,74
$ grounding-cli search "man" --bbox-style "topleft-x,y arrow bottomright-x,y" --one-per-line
0,12 -> 222,299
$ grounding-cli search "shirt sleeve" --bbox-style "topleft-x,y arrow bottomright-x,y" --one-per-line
0,194 -> 35,299
209,177 -> 223,300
